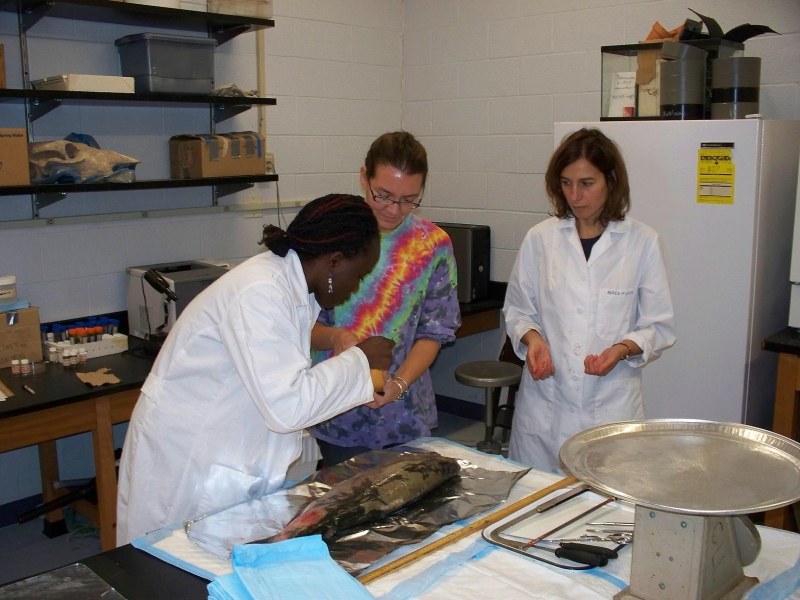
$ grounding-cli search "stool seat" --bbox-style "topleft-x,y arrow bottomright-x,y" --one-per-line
454,361 -> 523,455
455,361 -> 522,388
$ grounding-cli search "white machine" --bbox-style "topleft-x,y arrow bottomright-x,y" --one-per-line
126,260 -> 228,339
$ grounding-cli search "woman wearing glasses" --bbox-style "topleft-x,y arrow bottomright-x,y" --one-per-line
310,131 -> 461,466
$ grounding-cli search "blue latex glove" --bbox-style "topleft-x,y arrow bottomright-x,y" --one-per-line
208,536 -> 375,600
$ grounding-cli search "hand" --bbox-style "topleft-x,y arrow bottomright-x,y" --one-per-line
356,336 -> 395,371
365,377 -> 404,409
523,331 -> 555,381
332,328 -> 359,356
584,345 -> 627,376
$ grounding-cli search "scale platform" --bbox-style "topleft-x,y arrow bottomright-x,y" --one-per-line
560,419 -> 800,600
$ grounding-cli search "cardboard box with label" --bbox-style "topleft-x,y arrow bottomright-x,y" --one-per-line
0,129 -> 31,187
169,131 -> 267,179
0,307 -> 43,369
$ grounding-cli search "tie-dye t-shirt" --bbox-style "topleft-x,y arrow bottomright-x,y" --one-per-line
310,214 -> 461,448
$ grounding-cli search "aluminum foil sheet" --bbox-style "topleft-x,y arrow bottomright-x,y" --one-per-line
187,447 -> 528,575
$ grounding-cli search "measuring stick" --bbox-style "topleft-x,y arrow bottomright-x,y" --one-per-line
357,474 -> 579,585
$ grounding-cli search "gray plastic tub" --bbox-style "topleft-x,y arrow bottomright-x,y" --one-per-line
115,33 -> 217,94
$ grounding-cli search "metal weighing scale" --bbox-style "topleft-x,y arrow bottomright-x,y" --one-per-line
560,419 -> 800,600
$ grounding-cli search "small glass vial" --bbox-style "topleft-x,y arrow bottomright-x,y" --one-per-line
48,347 -> 58,363
62,350 -> 73,369
10,359 -> 20,375
79,348 -> 87,364
71,351 -> 79,368
20,359 -> 31,377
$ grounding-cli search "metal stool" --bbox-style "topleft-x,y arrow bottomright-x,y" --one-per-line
455,360 -> 523,454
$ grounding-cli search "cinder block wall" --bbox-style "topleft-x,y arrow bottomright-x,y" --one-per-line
0,0 -> 797,504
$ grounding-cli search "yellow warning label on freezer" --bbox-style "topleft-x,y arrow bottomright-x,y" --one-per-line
697,148 -> 735,204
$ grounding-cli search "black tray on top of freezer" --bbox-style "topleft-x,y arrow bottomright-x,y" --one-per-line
115,33 -> 217,94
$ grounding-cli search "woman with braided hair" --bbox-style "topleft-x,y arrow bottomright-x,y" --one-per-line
117,194 -> 394,545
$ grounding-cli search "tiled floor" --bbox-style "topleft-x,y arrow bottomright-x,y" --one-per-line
0,411 -> 489,586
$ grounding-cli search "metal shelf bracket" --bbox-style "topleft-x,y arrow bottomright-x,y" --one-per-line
29,98 -> 62,121
213,102 -> 252,123
214,181 -> 253,201
34,191 -> 67,217
210,23 -> 251,45
21,0 -> 55,31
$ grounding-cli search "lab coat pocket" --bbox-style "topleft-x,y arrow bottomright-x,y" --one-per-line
595,288 -> 636,340
197,464 -> 266,516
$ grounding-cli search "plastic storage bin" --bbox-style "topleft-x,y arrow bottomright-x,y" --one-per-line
115,33 -> 217,94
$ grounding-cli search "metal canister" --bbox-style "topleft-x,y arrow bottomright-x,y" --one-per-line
660,59 -> 706,120
711,57 -> 761,119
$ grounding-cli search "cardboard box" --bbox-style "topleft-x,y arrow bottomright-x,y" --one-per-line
0,307 -> 43,369
0,45 -> 6,89
31,74 -> 136,94
169,132 -> 267,179
0,129 -> 30,187
209,0 -> 272,19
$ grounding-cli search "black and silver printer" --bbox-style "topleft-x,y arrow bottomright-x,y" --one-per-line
126,260 -> 228,340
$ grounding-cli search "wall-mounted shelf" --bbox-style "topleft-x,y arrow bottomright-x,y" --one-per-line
0,88 -> 276,122
0,0 -> 275,45
0,174 -> 279,197
1,174 -> 279,216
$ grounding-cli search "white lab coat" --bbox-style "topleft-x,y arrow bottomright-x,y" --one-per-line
116,250 -> 374,545
503,216 -> 676,474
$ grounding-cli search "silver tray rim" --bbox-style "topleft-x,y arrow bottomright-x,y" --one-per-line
559,419 -> 800,515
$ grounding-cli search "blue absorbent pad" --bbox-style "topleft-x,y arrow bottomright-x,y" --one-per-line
0,300 -> 30,313
208,536 -> 376,600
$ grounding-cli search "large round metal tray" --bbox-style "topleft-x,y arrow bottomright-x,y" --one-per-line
560,419 -> 800,515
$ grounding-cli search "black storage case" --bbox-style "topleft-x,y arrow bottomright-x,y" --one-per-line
435,223 -> 490,303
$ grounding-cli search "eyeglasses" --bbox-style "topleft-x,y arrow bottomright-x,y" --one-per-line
366,182 -> 422,209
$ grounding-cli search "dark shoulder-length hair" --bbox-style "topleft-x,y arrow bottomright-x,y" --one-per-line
545,128 -> 631,226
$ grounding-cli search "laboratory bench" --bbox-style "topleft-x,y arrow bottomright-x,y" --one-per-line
762,326 -> 800,530
0,350 -> 155,551
6,452 -> 800,600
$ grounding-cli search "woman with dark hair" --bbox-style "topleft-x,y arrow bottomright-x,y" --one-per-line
503,128 -> 676,473
309,132 -> 461,467
117,194 -> 395,544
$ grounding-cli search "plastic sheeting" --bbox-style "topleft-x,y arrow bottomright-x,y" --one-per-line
188,447 -> 528,575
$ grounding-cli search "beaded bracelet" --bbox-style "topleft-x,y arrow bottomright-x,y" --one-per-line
613,341 -> 633,359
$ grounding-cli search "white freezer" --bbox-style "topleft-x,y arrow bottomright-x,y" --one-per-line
554,119 -> 800,428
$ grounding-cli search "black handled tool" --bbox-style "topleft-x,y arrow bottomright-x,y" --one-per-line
560,542 -> 618,560
532,544 -> 608,567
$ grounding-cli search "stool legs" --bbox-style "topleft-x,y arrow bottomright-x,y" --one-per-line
476,387 -> 502,455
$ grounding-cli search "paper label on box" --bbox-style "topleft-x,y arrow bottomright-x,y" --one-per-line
608,71 -> 636,118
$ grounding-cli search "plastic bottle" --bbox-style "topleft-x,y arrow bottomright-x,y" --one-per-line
11,359 -> 20,375
20,359 -> 30,377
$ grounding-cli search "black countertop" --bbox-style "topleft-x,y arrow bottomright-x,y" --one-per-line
762,326 -> 800,356
80,545 -> 208,600
0,285 -> 507,420
0,344 -> 154,420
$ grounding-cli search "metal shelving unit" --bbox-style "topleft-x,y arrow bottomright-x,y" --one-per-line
0,0 -> 278,225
